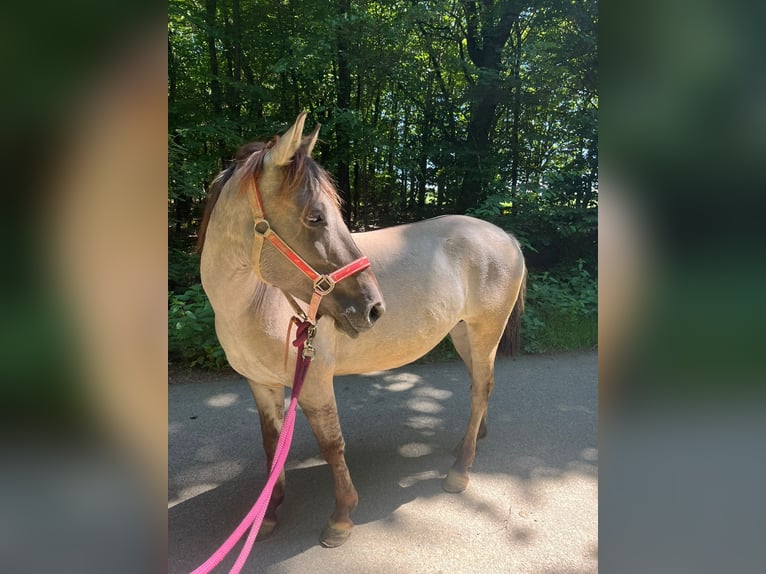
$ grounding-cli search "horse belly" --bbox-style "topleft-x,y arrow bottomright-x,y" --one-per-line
333,283 -> 464,375
334,323 -> 455,374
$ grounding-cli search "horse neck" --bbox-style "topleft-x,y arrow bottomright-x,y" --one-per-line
200,179 -> 262,300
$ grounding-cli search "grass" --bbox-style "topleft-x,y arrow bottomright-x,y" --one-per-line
527,308 -> 597,353
418,336 -> 459,363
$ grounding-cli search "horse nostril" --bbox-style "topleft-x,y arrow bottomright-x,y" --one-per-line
368,302 -> 385,325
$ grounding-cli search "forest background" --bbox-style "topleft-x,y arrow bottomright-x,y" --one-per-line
168,0 -> 598,369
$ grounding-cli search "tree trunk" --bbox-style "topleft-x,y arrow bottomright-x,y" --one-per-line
336,0 -> 352,224
168,32 -> 177,106
459,89 -> 499,211
231,0 -> 242,121
205,0 -> 226,163
437,169 -> 446,208
457,0 -> 519,212
352,161 -> 361,226
510,20 -> 522,196
418,75 -> 436,215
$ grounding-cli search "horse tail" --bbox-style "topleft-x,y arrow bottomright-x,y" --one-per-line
498,266 -> 527,357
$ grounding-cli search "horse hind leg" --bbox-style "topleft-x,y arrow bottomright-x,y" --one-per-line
247,381 -> 286,538
450,322 -> 488,442
443,320 -> 503,493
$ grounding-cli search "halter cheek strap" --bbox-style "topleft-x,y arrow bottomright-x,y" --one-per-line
245,174 -> 371,326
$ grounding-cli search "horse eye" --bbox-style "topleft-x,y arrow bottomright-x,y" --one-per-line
306,211 -> 324,225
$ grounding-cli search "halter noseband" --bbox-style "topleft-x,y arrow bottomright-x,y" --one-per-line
245,169 -> 371,325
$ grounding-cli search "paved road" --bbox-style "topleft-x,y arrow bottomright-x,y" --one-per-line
169,352 -> 597,574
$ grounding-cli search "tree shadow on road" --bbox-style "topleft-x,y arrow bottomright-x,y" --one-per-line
168,353 -> 597,573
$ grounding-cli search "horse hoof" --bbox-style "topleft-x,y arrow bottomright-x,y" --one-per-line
442,469 -> 470,493
256,518 -> 277,540
320,522 -> 353,548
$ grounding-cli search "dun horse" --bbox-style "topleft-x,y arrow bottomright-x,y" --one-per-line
198,112 -> 527,548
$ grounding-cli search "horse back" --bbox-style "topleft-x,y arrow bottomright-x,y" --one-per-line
354,214 -> 524,301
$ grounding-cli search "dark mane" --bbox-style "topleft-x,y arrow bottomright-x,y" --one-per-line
196,135 -> 341,253
195,163 -> 233,253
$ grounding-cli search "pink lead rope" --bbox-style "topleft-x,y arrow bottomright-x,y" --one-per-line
190,321 -> 315,574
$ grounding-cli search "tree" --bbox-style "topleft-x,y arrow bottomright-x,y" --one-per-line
168,0 -> 597,266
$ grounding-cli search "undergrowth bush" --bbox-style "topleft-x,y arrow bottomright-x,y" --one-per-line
169,248 -> 201,294
168,284 -> 227,370
522,260 -> 597,353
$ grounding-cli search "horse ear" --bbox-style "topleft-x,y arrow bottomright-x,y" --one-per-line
265,111 -> 308,167
303,123 -> 321,157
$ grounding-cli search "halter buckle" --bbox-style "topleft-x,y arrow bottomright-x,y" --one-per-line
313,275 -> 336,295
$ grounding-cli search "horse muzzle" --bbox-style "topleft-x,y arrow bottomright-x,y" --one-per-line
335,294 -> 385,337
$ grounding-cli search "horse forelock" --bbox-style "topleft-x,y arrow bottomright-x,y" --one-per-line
281,147 -> 343,210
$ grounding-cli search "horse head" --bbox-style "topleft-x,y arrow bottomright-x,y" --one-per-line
246,112 -> 385,337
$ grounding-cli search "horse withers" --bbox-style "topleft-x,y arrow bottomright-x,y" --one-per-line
198,112 -> 527,548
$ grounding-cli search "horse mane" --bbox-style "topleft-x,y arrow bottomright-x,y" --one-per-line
196,135 -> 341,253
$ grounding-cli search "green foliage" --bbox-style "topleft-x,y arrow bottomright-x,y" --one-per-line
419,335 -> 459,363
467,185 -> 597,271
168,284 -> 227,370
522,261 -> 597,353
169,0 -> 597,239
169,248 -> 201,294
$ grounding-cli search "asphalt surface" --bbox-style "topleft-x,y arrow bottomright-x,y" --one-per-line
169,352 -> 598,574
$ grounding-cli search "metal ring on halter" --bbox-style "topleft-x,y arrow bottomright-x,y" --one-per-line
313,275 -> 336,295
253,219 -> 271,237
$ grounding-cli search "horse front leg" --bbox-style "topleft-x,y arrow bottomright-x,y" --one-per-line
247,381 -> 286,538
299,379 -> 358,548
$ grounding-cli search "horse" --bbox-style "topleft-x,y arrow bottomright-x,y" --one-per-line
198,112 -> 527,548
